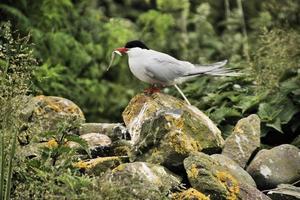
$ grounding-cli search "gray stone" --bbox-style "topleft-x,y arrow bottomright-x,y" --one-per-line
222,114 -> 261,168
247,144 -> 300,189
211,154 -> 256,187
19,95 -> 85,144
16,142 -> 47,159
267,184 -> 300,200
100,162 -> 182,200
239,182 -> 272,200
79,123 -> 128,141
68,133 -> 112,157
123,93 -> 224,168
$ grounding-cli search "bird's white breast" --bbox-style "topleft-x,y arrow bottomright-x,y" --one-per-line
127,48 -> 158,84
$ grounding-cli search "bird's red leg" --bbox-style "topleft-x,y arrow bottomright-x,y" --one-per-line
144,85 -> 162,94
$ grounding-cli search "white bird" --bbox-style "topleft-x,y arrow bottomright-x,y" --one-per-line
115,40 -> 239,105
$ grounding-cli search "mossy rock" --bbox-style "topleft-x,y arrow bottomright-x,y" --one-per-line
222,114 -> 261,168
184,152 -> 270,200
184,152 -> 239,200
99,162 -> 182,200
123,93 -> 224,168
211,154 -> 256,187
19,95 -> 85,144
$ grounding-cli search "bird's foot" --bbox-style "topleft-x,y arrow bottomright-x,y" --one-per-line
143,86 -> 161,95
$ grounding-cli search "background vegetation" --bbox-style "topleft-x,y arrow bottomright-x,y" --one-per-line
0,1 -> 300,198
1,0 -> 299,142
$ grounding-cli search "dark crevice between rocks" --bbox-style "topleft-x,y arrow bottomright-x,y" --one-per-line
201,147 -> 222,155
261,121 -> 300,146
91,146 -> 112,158
245,147 -> 260,168
166,164 -> 192,192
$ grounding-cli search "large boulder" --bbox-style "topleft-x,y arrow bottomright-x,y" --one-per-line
211,154 -> 256,187
99,162 -> 182,200
184,152 -> 269,200
122,93 -> 224,168
184,152 -> 240,200
247,144 -> 300,189
222,114 -> 261,168
19,95 -> 85,144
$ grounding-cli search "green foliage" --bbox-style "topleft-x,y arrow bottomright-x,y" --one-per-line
182,28 -> 300,138
12,122 -> 96,199
0,0 -> 299,138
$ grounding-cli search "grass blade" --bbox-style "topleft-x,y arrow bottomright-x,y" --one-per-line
4,130 -> 17,200
0,131 -> 5,199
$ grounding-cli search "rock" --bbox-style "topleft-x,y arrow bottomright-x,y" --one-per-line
239,182 -> 272,200
79,123 -> 128,140
171,188 -> 210,200
68,133 -> 112,157
247,144 -> 300,189
184,152 -> 240,200
123,93 -> 224,168
211,154 -> 256,187
222,114 -> 261,168
99,162 -> 182,199
110,139 -> 132,156
19,95 -> 85,144
73,156 -> 124,175
267,184 -> 300,200
16,142 -> 47,159
184,152 -> 270,200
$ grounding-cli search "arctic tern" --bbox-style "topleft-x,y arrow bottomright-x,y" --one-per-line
115,40 -> 238,105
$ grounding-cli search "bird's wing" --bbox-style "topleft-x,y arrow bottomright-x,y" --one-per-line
144,50 -> 193,84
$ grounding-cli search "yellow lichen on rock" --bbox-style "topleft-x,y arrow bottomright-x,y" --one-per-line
167,130 -> 201,155
112,163 -> 126,173
187,164 -> 199,179
73,160 -> 89,169
33,95 -> 85,118
47,139 -> 58,149
172,188 -> 210,200
233,126 -> 244,134
74,157 -> 121,170
215,171 -> 239,200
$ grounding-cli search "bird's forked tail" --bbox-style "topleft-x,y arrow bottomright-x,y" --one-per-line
185,60 -> 241,77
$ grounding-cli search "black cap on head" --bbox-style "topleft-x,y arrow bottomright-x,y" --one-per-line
125,40 -> 149,49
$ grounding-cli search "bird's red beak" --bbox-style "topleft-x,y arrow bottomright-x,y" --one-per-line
115,47 -> 128,54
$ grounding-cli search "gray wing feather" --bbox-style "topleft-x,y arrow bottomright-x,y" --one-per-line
144,58 -> 189,84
